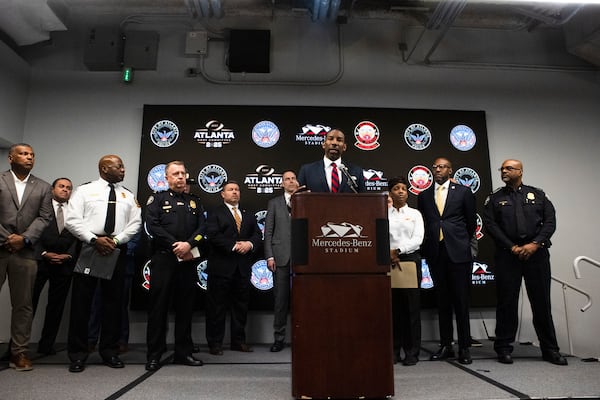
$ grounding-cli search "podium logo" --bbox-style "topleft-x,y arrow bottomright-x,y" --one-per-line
312,222 -> 372,254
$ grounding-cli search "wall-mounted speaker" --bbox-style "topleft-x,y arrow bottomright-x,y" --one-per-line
228,29 -> 270,73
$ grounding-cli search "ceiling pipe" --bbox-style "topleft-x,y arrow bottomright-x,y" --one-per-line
329,0 -> 341,21
209,0 -> 224,19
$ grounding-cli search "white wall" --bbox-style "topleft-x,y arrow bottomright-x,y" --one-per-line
2,17 -> 600,357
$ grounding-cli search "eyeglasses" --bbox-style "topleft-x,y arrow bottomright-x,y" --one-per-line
431,164 -> 450,170
498,166 -> 521,172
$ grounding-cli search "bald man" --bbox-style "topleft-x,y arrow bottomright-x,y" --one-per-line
65,155 -> 142,372
483,159 -> 566,366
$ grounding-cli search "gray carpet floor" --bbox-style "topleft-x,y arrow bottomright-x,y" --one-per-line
1,340 -> 599,400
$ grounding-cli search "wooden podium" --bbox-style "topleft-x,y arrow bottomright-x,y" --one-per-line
290,192 -> 394,399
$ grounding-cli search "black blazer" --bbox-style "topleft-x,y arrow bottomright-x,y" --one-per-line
206,204 -> 262,279
298,160 -> 366,193
417,183 -> 477,264
35,215 -> 80,275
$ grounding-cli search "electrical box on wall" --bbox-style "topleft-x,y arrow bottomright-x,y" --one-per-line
228,29 -> 270,73
185,31 -> 208,55
84,28 -> 122,71
123,31 -> 159,70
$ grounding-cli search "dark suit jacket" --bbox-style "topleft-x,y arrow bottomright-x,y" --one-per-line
0,170 -> 53,259
35,212 -> 80,275
417,182 -> 476,264
298,159 -> 366,193
264,195 -> 291,266
206,203 -> 262,279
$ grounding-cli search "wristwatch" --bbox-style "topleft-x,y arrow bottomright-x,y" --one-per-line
90,237 -> 97,245
23,237 -> 32,247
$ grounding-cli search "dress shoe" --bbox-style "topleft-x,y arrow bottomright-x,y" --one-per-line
497,353 -> 513,364
37,346 -> 57,356
429,345 -> 455,361
103,355 -> 125,368
173,354 -> 203,366
209,346 -> 223,356
231,343 -> 254,352
457,348 -> 472,365
542,351 -> 568,366
402,355 -> 418,366
9,353 -> 33,371
69,359 -> 85,373
470,337 -> 483,347
145,359 -> 161,371
270,341 -> 285,352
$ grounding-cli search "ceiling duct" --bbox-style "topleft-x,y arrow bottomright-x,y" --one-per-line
0,0 -> 66,46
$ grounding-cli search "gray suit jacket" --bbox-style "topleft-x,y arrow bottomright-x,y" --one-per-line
0,170 -> 53,259
264,194 -> 291,266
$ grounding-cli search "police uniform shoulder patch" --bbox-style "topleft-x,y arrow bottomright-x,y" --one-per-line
484,196 -> 490,206
147,195 -> 154,205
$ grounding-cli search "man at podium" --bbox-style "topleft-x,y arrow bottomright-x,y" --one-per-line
297,129 -> 366,193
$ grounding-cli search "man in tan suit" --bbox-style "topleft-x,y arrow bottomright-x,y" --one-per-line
0,143 -> 53,371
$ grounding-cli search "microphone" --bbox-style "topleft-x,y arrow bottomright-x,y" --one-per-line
339,163 -> 359,193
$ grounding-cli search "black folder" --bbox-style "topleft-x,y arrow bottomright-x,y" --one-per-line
74,243 -> 120,280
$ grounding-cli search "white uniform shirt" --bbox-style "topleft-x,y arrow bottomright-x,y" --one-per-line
65,178 -> 141,244
388,204 -> 424,255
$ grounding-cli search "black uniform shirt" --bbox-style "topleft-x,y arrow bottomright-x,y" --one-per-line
145,190 -> 207,252
483,184 -> 556,250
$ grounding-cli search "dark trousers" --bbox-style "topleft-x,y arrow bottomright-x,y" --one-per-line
272,264 -> 290,343
429,241 -> 471,349
494,248 -> 559,355
67,250 -> 126,362
146,252 -> 197,361
32,262 -> 72,351
205,269 -> 250,347
392,288 -> 421,358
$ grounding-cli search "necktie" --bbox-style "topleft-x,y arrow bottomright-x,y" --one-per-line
104,183 -> 116,235
56,203 -> 64,234
233,206 -> 242,233
511,190 -> 527,239
436,186 -> 445,241
331,162 -> 339,193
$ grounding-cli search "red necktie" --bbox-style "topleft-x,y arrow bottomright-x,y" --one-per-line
331,163 -> 339,193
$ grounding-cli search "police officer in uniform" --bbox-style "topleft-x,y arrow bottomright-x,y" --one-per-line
145,161 -> 207,371
483,159 -> 567,366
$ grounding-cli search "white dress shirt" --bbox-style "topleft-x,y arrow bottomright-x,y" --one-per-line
10,170 -> 30,205
388,204 -> 424,255
65,177 -> 141,244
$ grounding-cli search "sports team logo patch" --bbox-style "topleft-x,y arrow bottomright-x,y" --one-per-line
251,260 -> 273,291
354,121 -> 380,150
450,125 -> 476,151
408,165 -> 433,195
252,120 -> 280,148
454,167 -> 481,193
147,164 -> 168,192
150,120 -> 179,148
198,164 -> 228,194
404,123 -> 432,150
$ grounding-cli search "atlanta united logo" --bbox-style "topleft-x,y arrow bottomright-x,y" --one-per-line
454,167 -> 481,193
147,164 -> 168,192
252,121 -> 280,148
251,260 -> 273,290
354,121 -> 380,150
408,165 -> 433,195
198,164 -> 228,194
150,120 -> 179,148
404,123 -> 432,151
450,125 -> 476,151
196,260 -> 208,290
